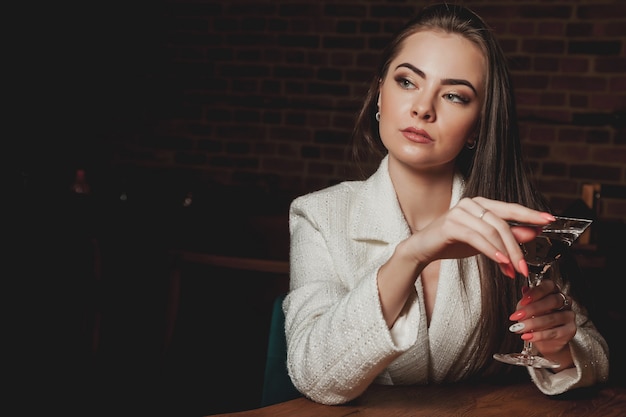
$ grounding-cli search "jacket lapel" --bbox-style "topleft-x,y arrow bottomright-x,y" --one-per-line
348,156 -> 410,244
347,155 -> 467,244
347,157 -> 477,381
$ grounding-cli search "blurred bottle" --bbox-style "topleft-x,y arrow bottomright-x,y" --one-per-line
70,168 -> 91,195
182,191 -> 193,207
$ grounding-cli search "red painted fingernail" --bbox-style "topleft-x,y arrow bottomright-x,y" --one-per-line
509,310 -> 526,321
502,263 -> 516,279
521,285 -> 530,294
518,259 -> 529,277
521,333 -> 534,341
520,294 -> 533,306
495,251 -> 510,264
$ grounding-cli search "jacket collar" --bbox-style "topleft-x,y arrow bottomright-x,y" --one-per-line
348,155 -> 465,243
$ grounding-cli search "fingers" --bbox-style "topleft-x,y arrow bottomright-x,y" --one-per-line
478,209 -> 530,278
509,225 -> 543,243
471,196 -> 556,226
446,200 -> 517,277
554,291 -> 571,311
508,282 -> 576,353
512,312 -> 576,354
508,308 -> 576,352
515,280 -> 569,312
454,197 -> 550,277
421,197 -> 554,278
509,310 -> 574,334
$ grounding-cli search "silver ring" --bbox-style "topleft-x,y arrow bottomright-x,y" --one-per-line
478,208 -> 488,220
556,292 -> 570,311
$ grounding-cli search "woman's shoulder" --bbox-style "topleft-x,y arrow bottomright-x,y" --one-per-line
290,180 -> 362,212
291,156 -> 388,216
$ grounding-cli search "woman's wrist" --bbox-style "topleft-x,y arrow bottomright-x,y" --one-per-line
546,345 -> 575,372
395,236 -> 428,271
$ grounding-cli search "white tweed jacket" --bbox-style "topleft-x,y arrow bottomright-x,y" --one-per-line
284,155 -> 609,405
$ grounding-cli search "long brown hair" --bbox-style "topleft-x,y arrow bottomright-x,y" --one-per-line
352,3 -> 552,378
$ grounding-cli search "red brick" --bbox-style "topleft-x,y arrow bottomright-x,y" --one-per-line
95,0 -> 626,226
592,147 -> 626,164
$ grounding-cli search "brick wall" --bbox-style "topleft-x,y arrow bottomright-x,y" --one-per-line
32,0 -> 625,222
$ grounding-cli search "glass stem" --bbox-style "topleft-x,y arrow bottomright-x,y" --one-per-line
522,271 -> 543,359
521,341 -> 533,358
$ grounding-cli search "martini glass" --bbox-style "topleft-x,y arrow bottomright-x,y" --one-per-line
493,216 -> 592,368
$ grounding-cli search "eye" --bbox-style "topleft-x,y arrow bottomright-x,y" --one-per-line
444,93 -> 470,104
394,75 -> 416,90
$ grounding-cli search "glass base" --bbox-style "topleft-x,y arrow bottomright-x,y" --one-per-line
493,353 -> 560,369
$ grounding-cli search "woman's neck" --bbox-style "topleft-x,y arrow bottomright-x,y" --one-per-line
388,158 -> 456,232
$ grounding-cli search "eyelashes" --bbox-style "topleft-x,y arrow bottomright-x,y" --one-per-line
394,75 -> 415,89
393,75 -> 471,104
444,93 -> 470,104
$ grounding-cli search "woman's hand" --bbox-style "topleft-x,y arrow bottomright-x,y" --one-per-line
508,279 -> 576,369
379,196 -> 554,328
404,196 -> 555,278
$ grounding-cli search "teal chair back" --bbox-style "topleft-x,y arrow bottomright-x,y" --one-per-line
261,295 -> 301,406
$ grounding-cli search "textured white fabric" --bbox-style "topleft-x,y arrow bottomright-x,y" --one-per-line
285,155 -> 609,405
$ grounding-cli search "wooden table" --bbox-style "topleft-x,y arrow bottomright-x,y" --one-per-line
207,381 -> 626,417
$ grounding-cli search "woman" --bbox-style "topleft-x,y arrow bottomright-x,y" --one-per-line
284,3 -> 609,405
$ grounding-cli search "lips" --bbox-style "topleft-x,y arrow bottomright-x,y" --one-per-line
401,127 -> 433,143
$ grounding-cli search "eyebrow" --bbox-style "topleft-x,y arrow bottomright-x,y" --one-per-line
395,63 -> 478,95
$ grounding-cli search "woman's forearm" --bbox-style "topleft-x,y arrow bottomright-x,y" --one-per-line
376,239 -> 425,327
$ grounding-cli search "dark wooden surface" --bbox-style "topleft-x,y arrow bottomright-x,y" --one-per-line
208,381 -> 626,417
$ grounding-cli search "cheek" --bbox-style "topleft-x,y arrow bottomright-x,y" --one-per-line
451,121 -> 474,140
378,92 -> 407,142
442,112 -> 479,141
379,88 -> 411,115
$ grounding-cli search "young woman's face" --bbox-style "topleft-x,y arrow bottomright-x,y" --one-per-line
378,30 -> 486,172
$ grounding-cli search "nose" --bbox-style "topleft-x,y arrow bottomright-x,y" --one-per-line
411,93 -> 435,121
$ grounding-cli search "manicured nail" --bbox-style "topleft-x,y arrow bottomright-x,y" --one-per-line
501,263 -> 516,279
518,259 -> 529,277
498,264 -> 511,278
495,251 -> 510,264
520,294 -> 533,306
509,323 -> 525,332
521,333 -> 534,341
541,212 -> 556,222
521,285 -> 530,294
509,310 -> 526,321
